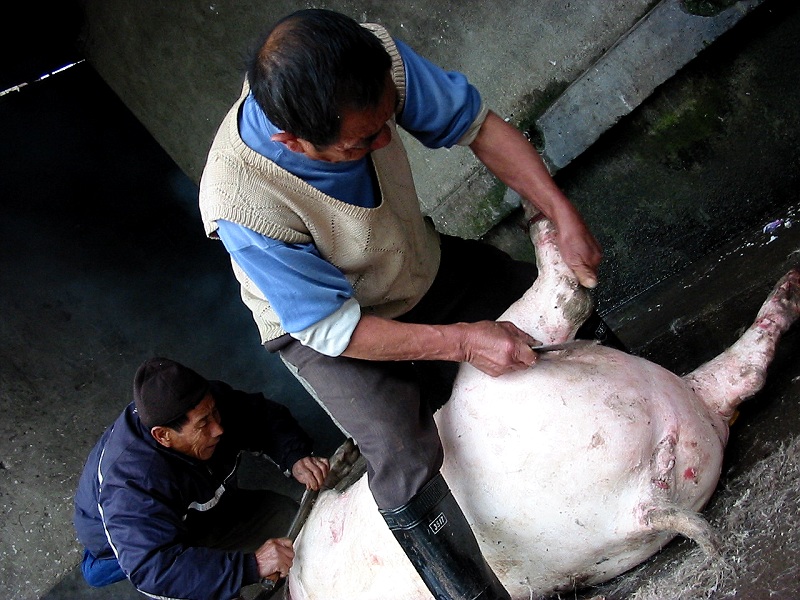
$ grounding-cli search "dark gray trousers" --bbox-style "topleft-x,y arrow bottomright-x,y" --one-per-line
270,236 -> 537,509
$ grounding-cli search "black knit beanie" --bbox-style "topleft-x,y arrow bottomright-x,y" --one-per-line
133,357 -> 210,429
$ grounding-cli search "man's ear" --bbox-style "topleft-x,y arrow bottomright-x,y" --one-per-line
150,426 -> 172,448
271,131 -> 307,154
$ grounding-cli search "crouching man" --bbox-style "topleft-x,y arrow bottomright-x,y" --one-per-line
73,357 -> 329,599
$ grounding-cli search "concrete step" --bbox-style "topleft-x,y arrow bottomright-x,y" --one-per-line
433,0 -> 766,240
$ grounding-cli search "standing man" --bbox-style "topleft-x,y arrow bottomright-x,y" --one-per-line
74,357 -> 329,599
199,9 -> 622,599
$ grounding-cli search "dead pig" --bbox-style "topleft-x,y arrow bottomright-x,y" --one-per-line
285,214 -> 800,599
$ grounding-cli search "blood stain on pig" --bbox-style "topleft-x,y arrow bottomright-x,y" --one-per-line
329,525 -> 342,543
652,477 -> 671,490
328,513 -> 345,543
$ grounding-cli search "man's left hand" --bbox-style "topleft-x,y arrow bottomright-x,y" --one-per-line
291,456 -> 330,490
555,217 -> 602,289
469,111 -> 603,289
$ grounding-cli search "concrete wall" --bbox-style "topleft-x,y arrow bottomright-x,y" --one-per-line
76,0 -> 653,221
486,1 -> 800,313
76,0 -> 800,315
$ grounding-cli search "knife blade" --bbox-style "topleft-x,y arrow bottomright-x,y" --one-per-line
530,339 -> 600,353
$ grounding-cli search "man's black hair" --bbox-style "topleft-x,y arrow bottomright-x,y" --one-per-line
247,8 -> 393,148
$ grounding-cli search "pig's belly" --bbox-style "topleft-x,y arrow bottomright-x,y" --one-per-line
440,345 -> 728,595
290,346 -> 728,599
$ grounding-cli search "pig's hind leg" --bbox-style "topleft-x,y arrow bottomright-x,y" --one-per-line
684,267 -> 800,421
641,267 -> 800,561
498,207 -> 594,343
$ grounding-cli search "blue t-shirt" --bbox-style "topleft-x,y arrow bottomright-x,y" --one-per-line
217,38 -> 483,355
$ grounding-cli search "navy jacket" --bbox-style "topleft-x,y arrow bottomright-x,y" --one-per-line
74,381 -> 312,599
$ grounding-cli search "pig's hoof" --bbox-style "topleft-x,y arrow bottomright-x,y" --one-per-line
756,267 -> 800,329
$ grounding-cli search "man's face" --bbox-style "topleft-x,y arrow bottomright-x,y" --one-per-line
161,393 -> 224,461
300,76 -> 398,163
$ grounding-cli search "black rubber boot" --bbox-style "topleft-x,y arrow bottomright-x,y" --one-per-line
380,473 -> 511,600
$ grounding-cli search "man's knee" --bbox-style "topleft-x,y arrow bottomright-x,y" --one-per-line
365,436 -> 444,509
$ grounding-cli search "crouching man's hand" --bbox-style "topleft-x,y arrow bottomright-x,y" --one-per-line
255,537 -> 294,580
292,456 -> 330,491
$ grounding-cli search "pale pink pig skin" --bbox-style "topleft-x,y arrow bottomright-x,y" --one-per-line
440,344 -> 727,596
286,216 -> 800,600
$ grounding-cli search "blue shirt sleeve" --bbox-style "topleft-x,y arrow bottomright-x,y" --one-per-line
216,220 -> 354,334
395,38 -> 484,148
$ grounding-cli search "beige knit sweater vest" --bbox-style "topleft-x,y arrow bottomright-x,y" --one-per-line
199,25 -> 441,343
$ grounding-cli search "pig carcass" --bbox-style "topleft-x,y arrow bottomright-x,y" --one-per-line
286,213 -> 800,600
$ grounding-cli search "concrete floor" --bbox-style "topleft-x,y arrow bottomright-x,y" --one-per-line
2,2 -> 799,599
0,63 -> 345,599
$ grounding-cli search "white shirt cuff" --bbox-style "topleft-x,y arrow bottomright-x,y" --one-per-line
457,101 -> 489,146
290,298 -> 361,357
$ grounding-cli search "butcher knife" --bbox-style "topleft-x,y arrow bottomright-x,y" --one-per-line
253,438 -> 361,599
530,339 -> 599,353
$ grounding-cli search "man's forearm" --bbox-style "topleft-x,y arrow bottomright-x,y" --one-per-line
341,315 -> 464,362
340,315 -> 539,377
469,110 -> 578,222
469,110 -> 602,288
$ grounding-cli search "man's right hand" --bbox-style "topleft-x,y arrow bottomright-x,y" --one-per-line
458,320 -> 539,376
255,537 -> 295,580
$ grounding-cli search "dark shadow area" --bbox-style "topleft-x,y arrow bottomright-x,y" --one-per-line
0,2 -> 83,92
1,21 -> 342,600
